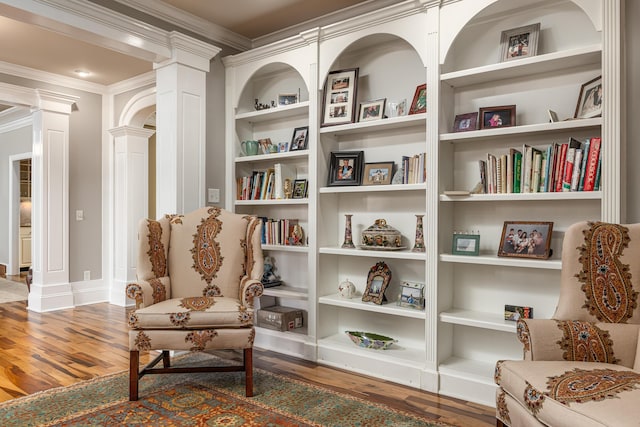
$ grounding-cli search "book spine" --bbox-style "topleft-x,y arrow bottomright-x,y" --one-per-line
531,151 -> 542,193
513,152 -> 522,193
523,146 -> 533,193
583,137 -> 601,191
496,156 -> 503,193
554,143 -> 568,192
577,140 -> 590,191
594,154 -> 602,190
478,160 -> 487,194
506,153 -> 513,193
570,148 -> 583,191
539,149 -> 548,192
562,147 -> 576,192
542,145 -> 553,192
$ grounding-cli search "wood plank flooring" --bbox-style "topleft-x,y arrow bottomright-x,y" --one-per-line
0,299 -> 495,426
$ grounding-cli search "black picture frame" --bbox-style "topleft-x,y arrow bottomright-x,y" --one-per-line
292,179 -> 308,199
321,68 -> 359,127
327,151 -> 364,187
290,126 -> 309,151
574,75 -> 602,119
498,221 -> 554,259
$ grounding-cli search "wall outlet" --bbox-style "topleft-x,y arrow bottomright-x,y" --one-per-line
208,188 -> 220,203
83,270 -> 91,281
76,210 -> 84,221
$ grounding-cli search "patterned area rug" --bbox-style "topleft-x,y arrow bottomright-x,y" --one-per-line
0,278 -> 28,303
0,352 -> 449,426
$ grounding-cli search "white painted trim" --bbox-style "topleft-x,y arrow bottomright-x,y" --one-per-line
71,279 -> 109,306
0,110 -> 31,132
8,152 -> 32,276
107,71 -> 155,95
0,60 -> 106,94
119,87 -> 156,127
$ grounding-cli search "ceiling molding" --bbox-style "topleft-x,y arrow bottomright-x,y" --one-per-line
111,0 -> 252,52
0,107 -> 32,131
0,60 -> 107,94
107,71 -> 156,95
222,32 -> 315,68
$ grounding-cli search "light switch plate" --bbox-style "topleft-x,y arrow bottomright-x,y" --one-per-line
208,188 -> 220,203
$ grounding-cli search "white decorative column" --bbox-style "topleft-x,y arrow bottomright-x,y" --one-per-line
154,32 -> 221,216
28,90 -> 78,312
108,126 -> 155,306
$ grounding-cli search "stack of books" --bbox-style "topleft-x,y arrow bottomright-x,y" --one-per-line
401,152 -> 426,184
479,137 -> 601,194
259,217 -> 302,246
237,163 -> 297,200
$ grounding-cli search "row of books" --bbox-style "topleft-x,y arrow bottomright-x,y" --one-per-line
479,137 -> 602,194
259,217 -> 302,246
237,163 -> 296,200
401,153 -> 427,184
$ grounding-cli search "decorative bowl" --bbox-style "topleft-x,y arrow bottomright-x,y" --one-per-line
345,331 -> 397,350
361,219 -> 403,249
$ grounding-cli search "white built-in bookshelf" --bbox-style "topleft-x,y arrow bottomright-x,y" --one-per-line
223,0 -> 622,407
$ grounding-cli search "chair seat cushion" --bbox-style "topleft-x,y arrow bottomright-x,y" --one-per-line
129,296 -> 252,329
496,360 -> 640,427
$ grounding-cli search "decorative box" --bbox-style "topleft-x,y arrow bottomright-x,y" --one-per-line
257,306 -> 304,332
361,218 -> 404,250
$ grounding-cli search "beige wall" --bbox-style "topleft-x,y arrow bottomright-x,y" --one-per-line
625,0 -> 639,222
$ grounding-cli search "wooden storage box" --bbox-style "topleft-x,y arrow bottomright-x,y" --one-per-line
257,306 -> 303,332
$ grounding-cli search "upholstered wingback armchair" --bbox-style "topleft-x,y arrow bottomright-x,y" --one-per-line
126,207 -> 263,401
495,221 -> 640,426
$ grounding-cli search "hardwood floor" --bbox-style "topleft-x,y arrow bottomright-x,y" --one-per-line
0,301 -> 495,426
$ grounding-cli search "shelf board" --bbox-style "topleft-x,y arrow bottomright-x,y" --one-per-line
440,45 -> 602,88
261,244 -> 309,253
318,333 -> 426,365
319,293 -> 426,319
440,117 -> 601,142
440,191 -> 602,202
320,246 -> 426,260
256,325 -> 309,341
319,113 -> 426,136
438,356 -> 496,384
262,285 -> 308,300
235,199 -> 308,206
440,253 -> 562,270
235,101 -> 309,123
235,150 -> 308,163
439,309 -> 516,333
320,183 -> 426,194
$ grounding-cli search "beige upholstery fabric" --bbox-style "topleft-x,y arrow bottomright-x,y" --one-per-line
496,222 -> 640,426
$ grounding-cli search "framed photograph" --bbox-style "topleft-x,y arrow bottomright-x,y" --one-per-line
258,138 -> 274,154
397,281 -> 425,310
499,23 -> 540,62
574,75 -> 602,119
278,142 -> 289,153
452,233 -> 480,256
290,126 -> 309,151
409,84 -> 426,115
362,162 -> 393,185
498,221 -> 554,259
327,151 -> 364,187
278,93 -> 298,106
547,109 -> 559,123
358,98 -> 386,122
321,68 -> 359,127
292,179 -> 308,199
479,105 -> 516,129
452,112 -> 478,132
362,261 -> 392,305
504,305 -> 533,321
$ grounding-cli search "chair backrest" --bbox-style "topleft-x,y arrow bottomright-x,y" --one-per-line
553,221 -> 640,324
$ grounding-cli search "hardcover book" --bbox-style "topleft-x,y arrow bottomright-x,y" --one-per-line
583,137 -> 601,191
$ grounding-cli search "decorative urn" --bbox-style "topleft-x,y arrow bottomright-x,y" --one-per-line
338,278 -> 356,299
361,219 -> 403,249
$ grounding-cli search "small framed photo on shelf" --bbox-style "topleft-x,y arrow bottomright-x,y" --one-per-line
290,126 -> 309,151
479,105 -> 516,129
499,23 -> 540,62
452,112 -> 478,132
292,179 -> 308,199
362,261 -> 391,305
498,221 -> 554,259
327,151 -> 364,187
452,233 -> 480,256
278,93 -> 298,106
362,162 -> 393,185
574,75 -> 602,119
258,138 -> 274,154
504,305 -> 533,321
397,281 -> 425,310
278,142 -> 289,153
547,109 -> 559,123
409,84 -> 426,115
321,68 -> 359,127
358,98 -> 386,122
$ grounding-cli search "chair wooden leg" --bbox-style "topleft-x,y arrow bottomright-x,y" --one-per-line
162,350 -> 171,368
244,347 -> 253,397
129,350 -> 139,401
496,419 -> 506,427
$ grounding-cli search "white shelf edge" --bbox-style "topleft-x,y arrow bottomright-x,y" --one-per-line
235,101 -> 309,122
320,183 -> 426,194
440,117 -> 601,142
318,333 -> 427,365
319,293 -> 426,319
255,325 -> 309,341
440,191 -> 602,202
234,199 -> 309,206
439,309 -> 516,333
319,112 -> 426,136
261,244 -> 309,253
262,285 -> 308,300
439,253 -> 562,270
319,246 -> 427,260
438,356 -> 496,384
235,150 -> 309,163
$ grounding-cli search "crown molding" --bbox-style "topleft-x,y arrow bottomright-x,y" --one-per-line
110,0 -> 251,52
0,60 -> 107,94
0,107 -> 32,131
222,32 -> 317,68
107,71 -> 155,95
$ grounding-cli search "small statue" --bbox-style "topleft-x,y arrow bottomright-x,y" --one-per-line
261,256 -> 281,287
284,178 -> 293,199
290,224 -> 304,246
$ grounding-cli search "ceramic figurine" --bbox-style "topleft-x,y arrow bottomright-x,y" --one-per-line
341,214 -> 355,248
338,278 -> 356,298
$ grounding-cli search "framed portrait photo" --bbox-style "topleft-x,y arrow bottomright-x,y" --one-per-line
452,112 -> 478,132
574,75 -> 602,119
498,221 -> 554,259
409,84 -> 426,115
499,23 -> 540,62
278,93 -> 298,106
292,179 -> 308,199
479,105 -> 516,129
397,281 -> 425,310
327,151 -> 364,187
321,68 -> 359,127
290,126 -> 309,151
362,162 -> 393,185
358,98 -> 386,122
452,233 -> 480,256
362,261 -> 392,305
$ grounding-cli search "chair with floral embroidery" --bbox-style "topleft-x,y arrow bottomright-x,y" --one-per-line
126,207 -> 263,401
495,221 -> 640,427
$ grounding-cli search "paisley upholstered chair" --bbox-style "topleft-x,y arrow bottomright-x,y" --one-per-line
126,207 -> 263,401
495,221 -> 640,426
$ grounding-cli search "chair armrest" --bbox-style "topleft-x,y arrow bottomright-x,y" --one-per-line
518,319 -> 640,368
240,276 -> 263,308
126,277 -> 171,309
